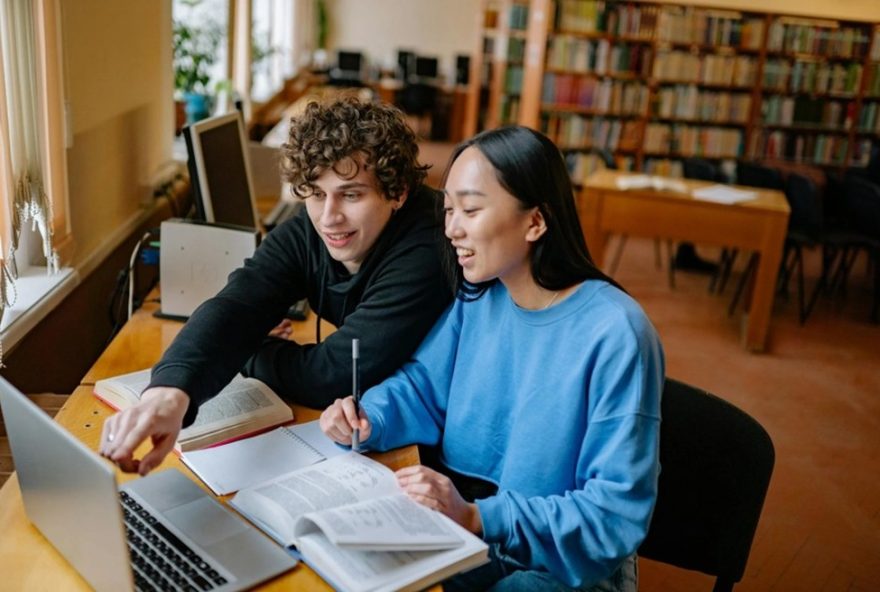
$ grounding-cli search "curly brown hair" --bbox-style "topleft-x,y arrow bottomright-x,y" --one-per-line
281,97 -> 428,200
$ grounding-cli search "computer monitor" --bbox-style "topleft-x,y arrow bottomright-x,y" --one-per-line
414,56 -> 439,80
335,50 -> 364,79
397,50 -> 415,81
182,111 -> 259,230
455,55 -> 470,85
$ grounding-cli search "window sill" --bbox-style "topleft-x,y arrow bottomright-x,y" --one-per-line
0,267 -> 78,353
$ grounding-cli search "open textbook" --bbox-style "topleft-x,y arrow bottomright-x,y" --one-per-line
230,453 -> 489,592
93,368 -> 294,452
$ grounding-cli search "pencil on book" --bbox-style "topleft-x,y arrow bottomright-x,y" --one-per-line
352,338 -> 361,452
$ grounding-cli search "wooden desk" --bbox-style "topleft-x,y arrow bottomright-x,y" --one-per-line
1,291 -> 421,590
80,291 -> 335,385
580,170 -> 790,352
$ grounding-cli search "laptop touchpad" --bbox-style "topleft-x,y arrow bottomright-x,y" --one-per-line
165,498 -> 248,546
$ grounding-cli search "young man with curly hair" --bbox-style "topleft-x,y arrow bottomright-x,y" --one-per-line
101,98 -> 451,475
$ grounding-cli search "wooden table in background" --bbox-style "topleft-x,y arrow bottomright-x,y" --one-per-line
580,170 -> 790,352
0,289 -> 422,591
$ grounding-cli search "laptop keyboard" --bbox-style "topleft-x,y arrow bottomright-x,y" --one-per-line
120,490 -> 229,592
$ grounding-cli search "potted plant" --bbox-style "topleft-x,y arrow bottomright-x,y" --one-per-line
173,8 -> 221,125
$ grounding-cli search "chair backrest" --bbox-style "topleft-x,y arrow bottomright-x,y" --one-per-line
683,157 -> 721,182
785,172 -> 823,242
639,379 -> 775,592
842,175 -> 880,240
736,161 -> 784,191
397,82 -> 438,116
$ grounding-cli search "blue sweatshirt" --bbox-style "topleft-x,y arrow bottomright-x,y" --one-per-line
361,280 -> 664,587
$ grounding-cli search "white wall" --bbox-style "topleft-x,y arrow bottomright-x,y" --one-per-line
325,0 -> 479,84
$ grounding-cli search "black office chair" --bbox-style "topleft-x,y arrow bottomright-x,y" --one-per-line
639,378 -> 775,592
805,174 -> 880,323
728,172 -> 824,323
396,82 -> 438,139
724,162 -> 786,311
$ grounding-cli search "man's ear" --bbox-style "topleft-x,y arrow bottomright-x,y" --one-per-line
392,187 -> 410,211
525,207 -> 548,243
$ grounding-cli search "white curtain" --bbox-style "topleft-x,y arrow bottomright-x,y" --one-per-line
0,0 -> 59,291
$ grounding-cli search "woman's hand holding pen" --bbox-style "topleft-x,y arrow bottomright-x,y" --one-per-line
320,396 -> 372,445
396,465 -> 484,535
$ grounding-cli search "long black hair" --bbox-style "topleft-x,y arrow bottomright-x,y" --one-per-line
440,125 -> 623,300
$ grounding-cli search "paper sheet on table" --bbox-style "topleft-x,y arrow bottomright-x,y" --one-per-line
182,420 -> 346,495
691,184 -> 757,204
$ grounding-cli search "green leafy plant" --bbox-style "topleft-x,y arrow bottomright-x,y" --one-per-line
172,11 -> 222,95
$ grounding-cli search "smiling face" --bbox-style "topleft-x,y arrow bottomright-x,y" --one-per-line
443,147 -> 547,292
305,157 -> 405,274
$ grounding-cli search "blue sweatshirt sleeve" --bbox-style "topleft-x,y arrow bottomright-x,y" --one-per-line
475,319 -> 664,587
360,304 -> 462,451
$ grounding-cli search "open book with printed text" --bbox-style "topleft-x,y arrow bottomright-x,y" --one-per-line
229,452 -> 489,592
92,368 -> 294,452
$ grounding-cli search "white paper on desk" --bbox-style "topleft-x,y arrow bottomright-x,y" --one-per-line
614,174 -> 687,193
691,184 -> 757,204
181,420 -> 346,495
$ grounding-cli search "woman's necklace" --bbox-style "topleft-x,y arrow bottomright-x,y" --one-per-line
542,290 -> 560,310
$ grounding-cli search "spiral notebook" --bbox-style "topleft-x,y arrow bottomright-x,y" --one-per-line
181,420 -> 346,495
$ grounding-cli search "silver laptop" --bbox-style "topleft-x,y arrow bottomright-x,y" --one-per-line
0,377 -> 297,592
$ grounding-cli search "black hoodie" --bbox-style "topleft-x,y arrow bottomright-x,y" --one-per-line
148,185 -> 451,425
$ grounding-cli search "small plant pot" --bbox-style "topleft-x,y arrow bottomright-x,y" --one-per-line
183,92 -> 211,124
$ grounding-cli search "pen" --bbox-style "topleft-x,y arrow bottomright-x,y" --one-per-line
351,338 -> 361,452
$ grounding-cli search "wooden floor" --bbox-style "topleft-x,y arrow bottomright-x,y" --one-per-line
614,238 -> 880,592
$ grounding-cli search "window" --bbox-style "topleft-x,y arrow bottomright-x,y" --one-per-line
251,0 -> 299,102
173,0 -> 230,100
0,0 -> 71,355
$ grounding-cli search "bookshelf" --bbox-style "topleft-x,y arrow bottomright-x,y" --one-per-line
465,1 -> 880,184
464,0 -> 531,137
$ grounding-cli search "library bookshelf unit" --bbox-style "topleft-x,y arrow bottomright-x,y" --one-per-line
465,0 -> 532,137
464,0 -> 880,185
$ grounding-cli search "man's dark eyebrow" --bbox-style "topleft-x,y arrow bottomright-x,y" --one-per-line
336,182 -> 372,191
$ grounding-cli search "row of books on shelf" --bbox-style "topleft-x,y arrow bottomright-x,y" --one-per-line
760,97 -> 853,129
766,21 -> 871,59
504,65 -> 524,94
652,52 -> 757,87
655,9 -> 764,50
505,37 -> 526,62
754,131 -> 849,165
564,151 -> 635,185
850,139 -> 875,166
644,124 -> 743,158
546,36 -> 652,76
500,95 -> 521,124
555,0 -> 658,39
542,113 -> 640,150
482,2 -> 529,31
762,60 -> 862,95
542,74 -> 647,113
865,65 -> 880,98
643,157 -> 685,178
653,87 -> 751,124
856,102 -> 880,134
508,2 -> 529,31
